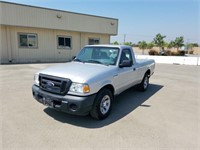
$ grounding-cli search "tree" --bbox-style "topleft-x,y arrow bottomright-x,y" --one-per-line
132,43 -> 138,47
173,36 -> 184,51
186,43 -> 194,54
192,43 -> 199,47
167,41 -> 175,49
138,41 -> 147,55
186,43 -> 198,54
124,42 -> 133,46
147,42 -> 154,50
113,41 -> 119,45
153,33 -> 166,51
187,43 -> 199,47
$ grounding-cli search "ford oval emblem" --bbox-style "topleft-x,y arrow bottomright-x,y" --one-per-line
46,81 -> 54,87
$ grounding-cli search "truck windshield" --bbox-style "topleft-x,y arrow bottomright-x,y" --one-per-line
74,47 -> 119,65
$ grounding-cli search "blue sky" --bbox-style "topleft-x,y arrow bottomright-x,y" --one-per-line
2,0 -> 200,44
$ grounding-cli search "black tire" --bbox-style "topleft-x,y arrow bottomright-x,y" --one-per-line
90,88 -> 113,120
137,73 -> 149,91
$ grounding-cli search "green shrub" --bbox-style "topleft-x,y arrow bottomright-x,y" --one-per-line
148,50 -> 187,56
165,50 -> 171,56
171,52 -> 178,56
149,50 -> 159,55
189,50 -> 194,54
178,51 -> 185,56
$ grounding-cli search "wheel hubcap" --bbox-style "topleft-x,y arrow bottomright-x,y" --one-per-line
100,95 -> 111,115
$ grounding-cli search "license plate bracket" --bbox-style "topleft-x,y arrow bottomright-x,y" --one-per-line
42,97 -> 53,108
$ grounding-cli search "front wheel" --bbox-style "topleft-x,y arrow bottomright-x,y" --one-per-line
90,88 -> 113,120
137,73 -> 149,91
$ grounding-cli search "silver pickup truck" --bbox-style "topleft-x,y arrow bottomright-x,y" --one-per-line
32,45 -> 155,119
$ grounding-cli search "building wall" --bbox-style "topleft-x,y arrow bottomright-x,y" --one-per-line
0,25 -> 110,63
0,2 -> 118,35
0,26 -> 8,63
0,2 -> 117,64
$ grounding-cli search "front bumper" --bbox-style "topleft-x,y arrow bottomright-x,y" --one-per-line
32,85 -> 96,116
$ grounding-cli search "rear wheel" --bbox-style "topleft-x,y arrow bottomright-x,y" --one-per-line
137,73 -> 149,91
90,88 -> 113,120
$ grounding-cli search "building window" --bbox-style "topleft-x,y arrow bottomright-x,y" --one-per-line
88,38 -> 100,45
18,33 -> 38,48
57,36 -> 72,49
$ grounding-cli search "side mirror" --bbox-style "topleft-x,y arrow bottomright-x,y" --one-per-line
119,60 -> 132,68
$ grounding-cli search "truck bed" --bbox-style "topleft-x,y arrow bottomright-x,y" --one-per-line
136,59 -> 155,66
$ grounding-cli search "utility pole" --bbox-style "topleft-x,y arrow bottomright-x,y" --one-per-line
186,38 -> 189,54
123,34 -> 126,44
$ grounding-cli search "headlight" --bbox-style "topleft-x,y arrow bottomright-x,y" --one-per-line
69,83 -> 90,93
34,74 -> 39,85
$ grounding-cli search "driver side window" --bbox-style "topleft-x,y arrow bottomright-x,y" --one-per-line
120,49 -> 133,65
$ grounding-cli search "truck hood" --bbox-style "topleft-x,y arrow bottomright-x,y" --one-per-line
39,62 -> 115,83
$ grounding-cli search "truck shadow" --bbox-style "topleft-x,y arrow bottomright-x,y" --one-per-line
44,84 -> 163,128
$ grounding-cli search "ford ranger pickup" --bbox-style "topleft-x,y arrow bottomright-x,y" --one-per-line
32,45 -> 155,119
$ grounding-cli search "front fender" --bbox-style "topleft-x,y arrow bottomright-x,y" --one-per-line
89,79 -> 114,95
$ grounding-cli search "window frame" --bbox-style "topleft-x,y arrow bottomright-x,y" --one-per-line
120,48 -> 134,65
57,35 -> 72,49
88,38 -> 100,45
76,46 -> 120,66
18,33 -> 38,49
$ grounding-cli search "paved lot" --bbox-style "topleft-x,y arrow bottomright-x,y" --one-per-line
0,63 -> 199,150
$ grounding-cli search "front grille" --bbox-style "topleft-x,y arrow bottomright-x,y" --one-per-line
39,74 -> 72,95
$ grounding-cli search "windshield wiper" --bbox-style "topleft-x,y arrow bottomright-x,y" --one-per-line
73,58 -> 83,62
74,59 -> 109,66
86,60 -> 109,66
86,60 -> 103,64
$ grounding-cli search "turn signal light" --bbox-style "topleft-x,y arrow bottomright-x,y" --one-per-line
83,85 -> 90,93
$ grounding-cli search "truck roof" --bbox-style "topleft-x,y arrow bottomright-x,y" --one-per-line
85,44 -> 132,49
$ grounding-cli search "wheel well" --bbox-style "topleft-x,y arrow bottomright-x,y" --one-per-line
146,69 -> 151,77
101,84 -> 115,96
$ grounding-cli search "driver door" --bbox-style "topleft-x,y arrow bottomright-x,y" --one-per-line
114,48 -> 138,94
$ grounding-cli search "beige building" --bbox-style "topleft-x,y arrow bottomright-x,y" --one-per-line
0,1 -> 118,64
